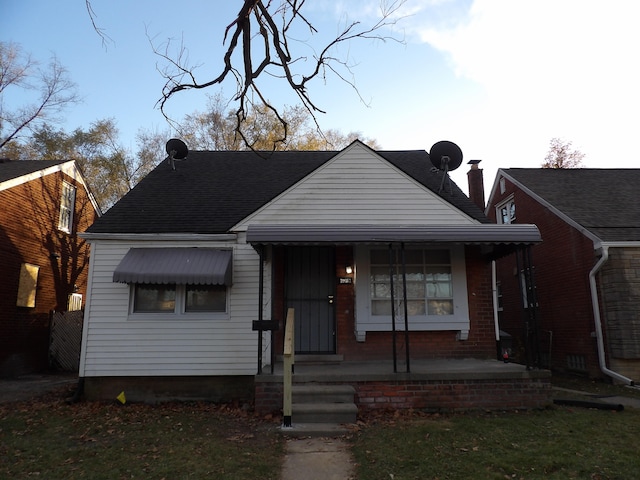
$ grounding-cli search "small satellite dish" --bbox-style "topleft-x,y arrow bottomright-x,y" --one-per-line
165,138 -> 188,170
430,140 -> 463,172
429,140 -> 463,194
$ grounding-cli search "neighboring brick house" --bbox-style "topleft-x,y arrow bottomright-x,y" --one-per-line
79,141 -> 548,411
0,159 -> 100,376
486,168 -> 640,384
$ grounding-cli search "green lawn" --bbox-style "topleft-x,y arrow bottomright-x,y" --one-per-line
0,391 -> 284,480
350,387 -> 640,480
2,376 -> 639,479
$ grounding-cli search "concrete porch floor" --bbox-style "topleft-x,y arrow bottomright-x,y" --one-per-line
258,357 -> 550,383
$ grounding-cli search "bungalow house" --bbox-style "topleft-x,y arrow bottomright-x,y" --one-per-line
79,141 -> 550,412
0,159 -> 100,376
486,168 -> 640,384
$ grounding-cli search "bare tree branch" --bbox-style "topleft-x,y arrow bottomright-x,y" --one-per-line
152,0 -> 407,150
0,43 -> 79,150
85,0 -> 114,49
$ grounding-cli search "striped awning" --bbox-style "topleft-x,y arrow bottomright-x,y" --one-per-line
113,248 -> 232,285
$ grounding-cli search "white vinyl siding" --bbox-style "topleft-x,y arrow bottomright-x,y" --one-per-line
235,143 -> 478,230
79,239 -> 262,377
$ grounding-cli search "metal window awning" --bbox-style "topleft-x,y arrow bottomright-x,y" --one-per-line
113,248 -> 232,285
245,224 -> 541,246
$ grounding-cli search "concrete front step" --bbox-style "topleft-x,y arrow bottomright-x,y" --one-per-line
277,354 -> 344,365
292,384 -> 356,404
292,402 -> 358,424
280,422 -> 351,438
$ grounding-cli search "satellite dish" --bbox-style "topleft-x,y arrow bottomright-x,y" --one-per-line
429,140 -> 463,194
165,138 -> 188,170
429,140 -> 463,172
166,138 -> 188,159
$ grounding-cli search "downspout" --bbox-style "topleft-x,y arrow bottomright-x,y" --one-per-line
589,245 -> 634,385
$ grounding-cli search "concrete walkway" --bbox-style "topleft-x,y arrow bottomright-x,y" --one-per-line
0,373 -> 77,403
553,386 -> 640,409
281,437 -> 356,480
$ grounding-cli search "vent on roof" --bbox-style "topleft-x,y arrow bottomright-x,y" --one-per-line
429,140 -> 463,194
165,138 -> 189,170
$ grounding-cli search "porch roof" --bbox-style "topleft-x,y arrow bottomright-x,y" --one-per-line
112,248 -> 232,285
245,224 -> 542,246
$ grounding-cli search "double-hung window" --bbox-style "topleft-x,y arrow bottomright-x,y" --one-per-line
132,284 -> 227,314
370,249 -> 454,317
355,245 -> 470,339
497,196 -> 516,224
58,181 -> 76,233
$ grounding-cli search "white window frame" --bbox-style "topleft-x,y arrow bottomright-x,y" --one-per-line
58,181 -> 76,233
128,283 -> 229,321
354,245 -> 470,340
496,196 -> 516,224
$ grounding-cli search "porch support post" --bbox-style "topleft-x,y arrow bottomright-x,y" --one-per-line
257,245 -> 265,374
516,245 -> 540,370
389,244 -> 397,373
524,245 -> 541,368
401,242 -> 411,373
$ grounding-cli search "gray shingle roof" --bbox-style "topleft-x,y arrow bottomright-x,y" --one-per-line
503,168 -> 640,242
0,159 -> 67,183
87,147 -> 489,234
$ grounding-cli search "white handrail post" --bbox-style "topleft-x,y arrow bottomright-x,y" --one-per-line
282,308 -> 295,428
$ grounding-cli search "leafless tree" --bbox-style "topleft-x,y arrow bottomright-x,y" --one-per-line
542,137 -> 585,169
0,42 -> 79,150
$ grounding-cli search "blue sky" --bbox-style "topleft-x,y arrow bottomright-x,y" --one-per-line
3,0 -> 640,196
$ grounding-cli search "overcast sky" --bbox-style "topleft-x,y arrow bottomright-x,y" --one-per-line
3,0 -> 640,197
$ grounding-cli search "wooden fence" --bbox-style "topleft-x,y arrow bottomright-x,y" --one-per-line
49,310 -> 84,372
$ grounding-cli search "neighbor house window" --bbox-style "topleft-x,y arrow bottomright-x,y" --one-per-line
369,248 -> 453,317
497,197 -> 516,224
58,181 -> 76,233
132,283 -> 227,314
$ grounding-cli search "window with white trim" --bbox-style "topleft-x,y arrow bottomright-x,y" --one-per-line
354,245 -> 470,338
496,196 -> 516,224
132,283 -> 227,314
58,181 -> 76,233
370,248 -> 453,316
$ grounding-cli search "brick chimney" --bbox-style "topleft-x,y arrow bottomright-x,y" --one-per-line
467,160 -> 485,210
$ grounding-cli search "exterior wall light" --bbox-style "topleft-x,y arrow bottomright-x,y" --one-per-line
345,265 -> 353,275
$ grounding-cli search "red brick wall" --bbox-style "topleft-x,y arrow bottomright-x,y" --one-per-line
255,376 -> 552,414
0,169 -> 97,376
489,175 -> 601,376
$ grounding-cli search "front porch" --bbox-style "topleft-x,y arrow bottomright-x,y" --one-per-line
254,357 -> 552,415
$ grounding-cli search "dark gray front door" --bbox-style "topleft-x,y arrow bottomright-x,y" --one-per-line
285,246 -> 336,354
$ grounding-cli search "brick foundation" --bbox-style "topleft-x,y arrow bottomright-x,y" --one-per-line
255,374 -> 552,415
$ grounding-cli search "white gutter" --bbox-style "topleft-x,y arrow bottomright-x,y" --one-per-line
589,245 -> 634,385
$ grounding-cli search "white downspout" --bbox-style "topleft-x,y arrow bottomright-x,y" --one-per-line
589,246 -> 634,385
492,260 -> 500,343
